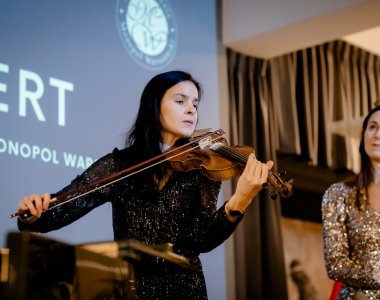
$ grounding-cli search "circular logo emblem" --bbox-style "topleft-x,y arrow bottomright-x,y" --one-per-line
116,0 -> 177,70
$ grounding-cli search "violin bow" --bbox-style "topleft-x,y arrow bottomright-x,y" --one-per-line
10,129 -> 226,219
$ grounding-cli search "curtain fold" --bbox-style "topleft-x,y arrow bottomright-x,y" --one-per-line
226,40 -> 380,299
227,50 -> 288,300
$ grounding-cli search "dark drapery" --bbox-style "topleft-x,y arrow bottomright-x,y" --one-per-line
226,40 -> 380,299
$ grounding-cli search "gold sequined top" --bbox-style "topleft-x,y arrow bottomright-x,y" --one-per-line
322,182 -> 380,299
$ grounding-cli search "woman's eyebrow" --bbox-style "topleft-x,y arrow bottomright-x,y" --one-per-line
173,93 -> 199,101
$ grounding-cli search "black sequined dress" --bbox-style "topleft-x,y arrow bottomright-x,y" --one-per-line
18,148 -> 242,299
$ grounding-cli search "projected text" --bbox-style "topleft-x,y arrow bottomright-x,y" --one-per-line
0,62 -> 74,127
0,137 -> 94,170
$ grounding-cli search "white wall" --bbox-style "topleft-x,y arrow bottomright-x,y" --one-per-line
222,0 -> 380,58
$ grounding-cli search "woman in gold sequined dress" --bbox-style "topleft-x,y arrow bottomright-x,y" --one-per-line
322,105 -> 380,299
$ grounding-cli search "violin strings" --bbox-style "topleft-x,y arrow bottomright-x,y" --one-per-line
211,143 -> 286,193
211,143 -> 247,164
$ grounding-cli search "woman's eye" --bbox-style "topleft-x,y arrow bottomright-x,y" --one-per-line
368,124 -> 380,132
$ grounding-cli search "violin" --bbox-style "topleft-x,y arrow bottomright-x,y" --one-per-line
167,130 -> 292,198
10,129 -> 292,220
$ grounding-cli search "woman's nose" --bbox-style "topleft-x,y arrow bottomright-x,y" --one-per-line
186,104 -> 196,114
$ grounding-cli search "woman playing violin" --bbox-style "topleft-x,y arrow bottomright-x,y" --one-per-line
15,70 -> 273,299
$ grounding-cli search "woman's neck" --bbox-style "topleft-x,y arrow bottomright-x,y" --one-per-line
372,161 -> 380,183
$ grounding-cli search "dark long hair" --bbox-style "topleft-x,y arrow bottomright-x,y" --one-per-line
124,70 -> 202,173
350,105 -> 380,208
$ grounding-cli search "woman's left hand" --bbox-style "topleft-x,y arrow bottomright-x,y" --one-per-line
227,153 -> 274,213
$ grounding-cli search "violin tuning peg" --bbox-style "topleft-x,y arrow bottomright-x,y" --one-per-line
262,183 -> 278,200
287,178 -> 294,184
270,192 -> 278,200
280,171 -> 293,182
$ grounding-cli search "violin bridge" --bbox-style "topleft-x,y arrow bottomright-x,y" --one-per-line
198,137 -> 212,150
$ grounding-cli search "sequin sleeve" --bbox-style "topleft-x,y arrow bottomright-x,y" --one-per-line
18,150 -> 119,233
175,176 -> 242,254
322,182 -> 380,289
